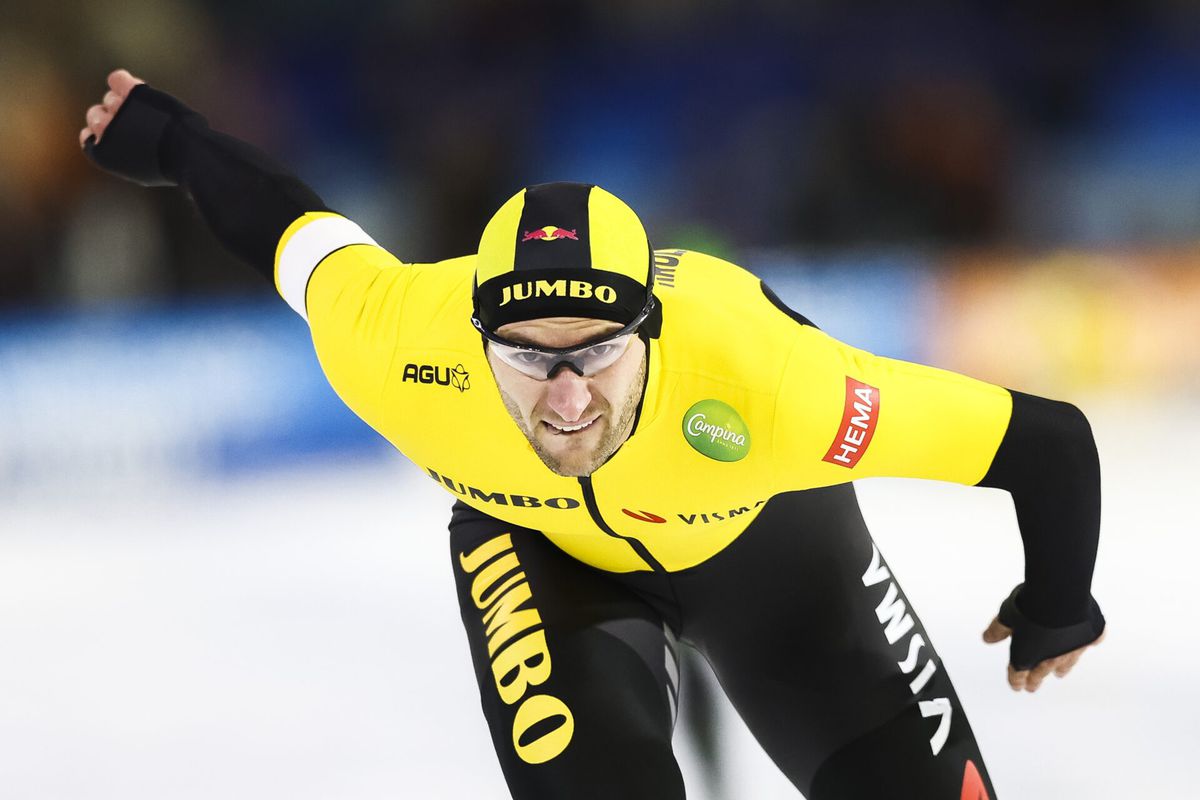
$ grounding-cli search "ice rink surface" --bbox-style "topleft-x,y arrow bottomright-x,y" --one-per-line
1,399 -> 1194,799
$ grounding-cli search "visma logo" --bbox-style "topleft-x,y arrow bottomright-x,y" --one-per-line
402,363 -> 471,392
682,400 -> 750,462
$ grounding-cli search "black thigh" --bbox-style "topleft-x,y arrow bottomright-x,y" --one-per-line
448,501 -> 684,800
675,484 -> 999,799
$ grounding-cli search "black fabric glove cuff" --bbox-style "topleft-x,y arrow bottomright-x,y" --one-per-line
998,583 -> 1105,671
83,84 -> 207,187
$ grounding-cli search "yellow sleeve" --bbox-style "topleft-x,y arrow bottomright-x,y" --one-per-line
774,326 -> 1014,488
272,212 -> 414,427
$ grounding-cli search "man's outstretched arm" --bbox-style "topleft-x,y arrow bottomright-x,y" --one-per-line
975,391 -> 1106,691
775,326 -> 1106,692
80,68 -> 332,280
80,69 -> 416,441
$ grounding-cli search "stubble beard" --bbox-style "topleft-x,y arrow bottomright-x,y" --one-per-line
499,353 -> 647,478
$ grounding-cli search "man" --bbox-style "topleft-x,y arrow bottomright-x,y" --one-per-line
81,69 -> 1105,799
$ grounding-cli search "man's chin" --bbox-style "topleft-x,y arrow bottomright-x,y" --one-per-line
541,458 -> 593,478
532,422 -> 607,477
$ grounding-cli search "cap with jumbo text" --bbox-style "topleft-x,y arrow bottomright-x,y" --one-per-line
472,182 -> 660,336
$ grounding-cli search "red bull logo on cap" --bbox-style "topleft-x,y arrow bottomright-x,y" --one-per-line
522,226 -> 578,242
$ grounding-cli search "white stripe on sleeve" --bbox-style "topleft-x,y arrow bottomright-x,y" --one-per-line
277,216 -> 379,321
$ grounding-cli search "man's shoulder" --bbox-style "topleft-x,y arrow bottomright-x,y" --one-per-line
652,247 -> 750,281
652,247 -> 787,320
651,248 -> 763,306
652,248 -> 812,390
400,252 -> 476,287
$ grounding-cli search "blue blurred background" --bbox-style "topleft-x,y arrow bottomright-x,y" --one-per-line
1,2 -> 1197,798
3,0 -> 1199,485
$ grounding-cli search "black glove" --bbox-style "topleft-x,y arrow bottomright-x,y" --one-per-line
83,84 -> 206,187
997,583 -> 1105,671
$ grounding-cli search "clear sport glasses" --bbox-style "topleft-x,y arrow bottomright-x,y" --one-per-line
488,332 -> 635,380
472,294 -> 655,380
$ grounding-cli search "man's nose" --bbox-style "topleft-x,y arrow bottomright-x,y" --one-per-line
545,369 -> 592,422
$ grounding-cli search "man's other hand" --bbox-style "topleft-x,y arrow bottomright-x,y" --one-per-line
79,69 -> 145,148
982,616 -> 1106,693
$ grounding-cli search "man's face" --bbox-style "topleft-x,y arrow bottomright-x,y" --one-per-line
487,317 -> 648,477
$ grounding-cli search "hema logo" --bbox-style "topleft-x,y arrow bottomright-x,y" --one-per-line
822,377 -> 879,468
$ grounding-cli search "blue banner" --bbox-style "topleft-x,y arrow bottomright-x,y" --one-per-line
0,299 -> 384,490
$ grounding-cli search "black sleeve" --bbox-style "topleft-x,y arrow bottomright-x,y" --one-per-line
977,390 -> 1102,626
84,84 -> 330,281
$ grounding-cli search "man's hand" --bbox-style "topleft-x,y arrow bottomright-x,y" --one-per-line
983,615 -> 1106,693
77,69 -> 327,273
79,69 -> 145,149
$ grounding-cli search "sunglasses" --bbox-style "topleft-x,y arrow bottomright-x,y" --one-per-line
473,298 -> 654,380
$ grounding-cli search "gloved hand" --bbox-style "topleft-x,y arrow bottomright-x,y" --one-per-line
982,583 -> 1106,692
80,68 -> 205,187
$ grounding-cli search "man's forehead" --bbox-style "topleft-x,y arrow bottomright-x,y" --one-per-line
495,317 -> 624,347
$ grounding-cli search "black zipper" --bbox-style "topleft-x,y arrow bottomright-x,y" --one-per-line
577,476 -> 667,573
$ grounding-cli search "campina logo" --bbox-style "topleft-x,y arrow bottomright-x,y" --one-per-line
682,400 -> 750,462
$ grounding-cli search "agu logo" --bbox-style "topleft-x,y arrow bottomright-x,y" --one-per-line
682,400 -> 750,462
402,363 -> 471,392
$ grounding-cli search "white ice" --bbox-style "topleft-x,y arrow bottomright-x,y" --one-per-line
0,399 -> 1194,799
